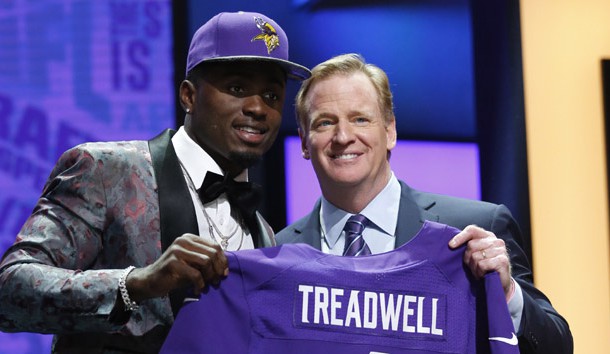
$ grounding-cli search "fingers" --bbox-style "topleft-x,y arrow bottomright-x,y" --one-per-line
470,245 -> 513,298
134,234 -> 229,300
171,234 -> 228,286
464,238 -> 508,278
449,224 -> 494,249
449,225 -> 513,298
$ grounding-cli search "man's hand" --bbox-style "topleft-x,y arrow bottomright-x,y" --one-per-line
125,234 -> 228,302
449,225 -> 514,300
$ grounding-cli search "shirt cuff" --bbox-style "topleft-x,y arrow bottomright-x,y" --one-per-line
507,278 -> 524,333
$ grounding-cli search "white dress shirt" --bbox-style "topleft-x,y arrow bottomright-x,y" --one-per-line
319,173 -> 401,255
171,127 -> 254,251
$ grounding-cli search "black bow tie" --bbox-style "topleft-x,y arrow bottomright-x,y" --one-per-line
198,172 -> 262,226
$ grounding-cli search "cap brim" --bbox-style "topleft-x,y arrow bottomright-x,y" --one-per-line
198,56 -> 311,81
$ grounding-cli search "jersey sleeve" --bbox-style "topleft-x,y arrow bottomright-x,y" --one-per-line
485,272 -> 521,354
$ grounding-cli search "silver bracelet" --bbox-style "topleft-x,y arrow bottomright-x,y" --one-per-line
119,266 -> 139,311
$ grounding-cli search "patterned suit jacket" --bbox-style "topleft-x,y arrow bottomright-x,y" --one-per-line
275,180 -> 573,354
0,129 -> 275,353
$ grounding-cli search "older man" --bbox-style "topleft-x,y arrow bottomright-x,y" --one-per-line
276,53 -> 572,354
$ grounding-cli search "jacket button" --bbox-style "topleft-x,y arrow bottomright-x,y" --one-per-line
529,332 -> 539,348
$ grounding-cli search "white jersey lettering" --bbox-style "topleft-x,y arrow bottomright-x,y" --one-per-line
297,285 -> 444,336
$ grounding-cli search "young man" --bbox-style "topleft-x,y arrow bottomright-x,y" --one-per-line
0,11 -> 310,353
276,53 -> 572,353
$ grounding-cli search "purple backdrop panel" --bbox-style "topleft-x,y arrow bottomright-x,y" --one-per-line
285,137 -> 480,223
0,1 -> 173,352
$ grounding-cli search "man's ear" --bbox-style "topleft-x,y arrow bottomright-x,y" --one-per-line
179,80 -> 196,113
386,116 -> 397,151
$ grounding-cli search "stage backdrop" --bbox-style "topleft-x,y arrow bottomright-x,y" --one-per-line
0,1 -> 174,352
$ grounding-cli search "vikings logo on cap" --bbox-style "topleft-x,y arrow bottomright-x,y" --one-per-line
251,16 -> 280,54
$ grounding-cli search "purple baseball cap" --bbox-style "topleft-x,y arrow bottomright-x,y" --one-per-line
186,11 -> 311,81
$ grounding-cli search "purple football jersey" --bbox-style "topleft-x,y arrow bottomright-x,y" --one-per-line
161,221 -> 519,354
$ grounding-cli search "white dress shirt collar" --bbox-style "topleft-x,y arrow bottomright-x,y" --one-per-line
171,126 -> 248,188
320,172 -> 401,250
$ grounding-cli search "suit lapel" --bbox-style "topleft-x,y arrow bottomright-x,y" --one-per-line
395,181 -> 439,247
254,212 -> 276,247
149,129 -> 198,316
149,129 -> 198,250
291,200 -> 323,250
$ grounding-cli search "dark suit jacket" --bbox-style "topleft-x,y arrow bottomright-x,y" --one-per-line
0,129 -> 274,353
275,180 -> 573,354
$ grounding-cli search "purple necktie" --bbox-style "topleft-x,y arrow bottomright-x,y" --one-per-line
342,214 -> 371,256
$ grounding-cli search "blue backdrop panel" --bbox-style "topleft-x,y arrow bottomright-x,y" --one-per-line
187,0 -> 475,140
